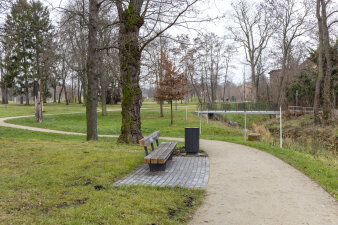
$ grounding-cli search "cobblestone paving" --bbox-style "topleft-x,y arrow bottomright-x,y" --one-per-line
114,157 -> 209,189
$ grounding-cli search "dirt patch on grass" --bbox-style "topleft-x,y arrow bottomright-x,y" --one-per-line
173,146 -> 208,157
167,209 -> 176,218
41,197 -> 89,214
184,195 -> 195,207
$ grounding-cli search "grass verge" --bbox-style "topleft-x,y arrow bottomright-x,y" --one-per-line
0,127 -> 204,224
6,107 -> 337,199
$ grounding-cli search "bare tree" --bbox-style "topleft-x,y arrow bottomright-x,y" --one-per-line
314,0 -> 325,124
114,0 -> 199,144
86,0 -> 103,140
222,45 -> 236,102
320,0 -> 335,123
230,0 -> 274,102
194,33 -> 225,102
268,0 -> 313,104
142,35 -> 171,117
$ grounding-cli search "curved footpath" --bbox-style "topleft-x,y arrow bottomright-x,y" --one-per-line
0,115 -> 337,225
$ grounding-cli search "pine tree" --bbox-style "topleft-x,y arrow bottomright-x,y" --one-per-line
154,51 -> 189,125
3,0 -> 33,104
3,0 -> 53,106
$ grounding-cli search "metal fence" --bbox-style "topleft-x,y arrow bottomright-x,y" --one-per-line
197,102 -> 280,112
288,106 -> 316,114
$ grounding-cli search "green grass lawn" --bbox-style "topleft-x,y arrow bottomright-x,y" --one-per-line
218,113 -> 271,128
0,127 -> 203,224
6,108 -> 241,138
6,106 -> 337,199
0,102 -> 194,118
0,103 -> 88,118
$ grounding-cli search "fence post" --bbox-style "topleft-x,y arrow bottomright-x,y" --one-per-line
186,106 -> 187,121
244,110 -> 247,141
200,114 -> 202,135
280,106 -> 282,148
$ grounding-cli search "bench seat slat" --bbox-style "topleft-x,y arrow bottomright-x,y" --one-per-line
157,142 -> 177,164
144,142 -> 169,164
150,142 -> 171,164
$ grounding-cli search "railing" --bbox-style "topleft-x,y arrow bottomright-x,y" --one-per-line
197,102 -> 280,112
288,106 -> 316,114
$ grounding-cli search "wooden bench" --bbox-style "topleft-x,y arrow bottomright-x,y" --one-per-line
139,131 -> 177,172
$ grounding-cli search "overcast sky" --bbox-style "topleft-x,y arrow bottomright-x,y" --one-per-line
41,0 -> 249,83
5,0 -> 316,84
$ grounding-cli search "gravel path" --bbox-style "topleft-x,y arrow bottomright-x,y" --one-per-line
1,115 -> 337,225
188,140 -> 338,225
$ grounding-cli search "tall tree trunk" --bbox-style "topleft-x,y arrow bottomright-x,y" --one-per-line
86,0 -> 100,141
63,79 -> 69,105
320,0 -> 333,123
101,87 -> 107,116
53,84 -> 57,103
117,3 -> 144,144
222,62 -> 229,102
170,100 -> 173,125
78,77 -> 82,104
25,77 -> 29,105
43,80 -> 47,104
83,84 -> 87,105
1,79 -> 8,104
188,71 -> 202,104
314,0 -> 324,125
159,42 -> 164,118
278,49 -> 288,105
34,80 -> 43,123
160,101 -> 164,117
250,63 -> 257,102
79,84 -> 83,104
58,84 -> 63,103
1,85 -> 8,104
71,75 -> 74,103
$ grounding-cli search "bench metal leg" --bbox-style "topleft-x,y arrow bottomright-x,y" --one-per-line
149,163 -> 166,172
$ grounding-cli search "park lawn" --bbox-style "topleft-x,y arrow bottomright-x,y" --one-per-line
0,102 -> 159,118
6,108 -> 241,138
217,113 -> 271,128
0,101 -> 191,119
0,127 -> 204,225
6,107 -> 338,199
0,103 -> 88,118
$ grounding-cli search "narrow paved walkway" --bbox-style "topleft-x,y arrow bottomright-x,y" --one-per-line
114,157 -> 209,189
188,140 -> 338,225
0,115 -> 337,224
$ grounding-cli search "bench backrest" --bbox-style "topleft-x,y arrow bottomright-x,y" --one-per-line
139,131 -> 160,156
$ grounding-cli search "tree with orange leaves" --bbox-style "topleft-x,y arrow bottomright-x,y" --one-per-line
154,51 -> 189,125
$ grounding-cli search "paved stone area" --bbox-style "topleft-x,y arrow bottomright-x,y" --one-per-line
114,157 -> 209,189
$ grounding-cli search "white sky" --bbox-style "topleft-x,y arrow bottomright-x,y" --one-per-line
42,0 -> 248,84
7,0 -> 321,84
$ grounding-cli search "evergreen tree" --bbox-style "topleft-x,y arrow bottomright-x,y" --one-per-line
2,0 -> 53,105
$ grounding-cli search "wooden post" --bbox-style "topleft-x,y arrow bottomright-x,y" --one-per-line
200,114 -> 202,135
244,110 -> 247,141
34,80 -> 43,123
186,106 -> 187,121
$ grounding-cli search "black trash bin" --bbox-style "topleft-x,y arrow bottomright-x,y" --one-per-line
185,127 -> 199,154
